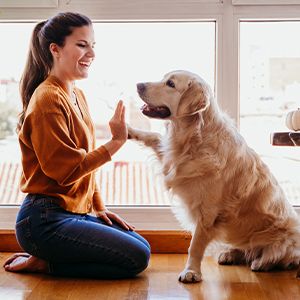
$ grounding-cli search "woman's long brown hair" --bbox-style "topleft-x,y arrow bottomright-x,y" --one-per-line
17,12 -> 92,132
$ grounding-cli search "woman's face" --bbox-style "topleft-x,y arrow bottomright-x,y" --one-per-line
53,25 -> 95,81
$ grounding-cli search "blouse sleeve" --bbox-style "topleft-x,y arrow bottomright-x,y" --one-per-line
24,91 -> 111,186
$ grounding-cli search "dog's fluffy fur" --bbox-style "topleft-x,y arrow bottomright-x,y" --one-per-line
128,70 -> 300,283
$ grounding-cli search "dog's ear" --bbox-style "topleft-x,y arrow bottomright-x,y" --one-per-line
177,80 -> 210,117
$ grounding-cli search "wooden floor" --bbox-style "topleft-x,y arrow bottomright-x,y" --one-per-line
0,253 -> 299,300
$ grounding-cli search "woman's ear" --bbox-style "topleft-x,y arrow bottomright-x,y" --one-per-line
49,43 -> 60,59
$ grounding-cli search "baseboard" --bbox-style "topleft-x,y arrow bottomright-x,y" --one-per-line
0,230 -> 191,253
140,230 -> 191,253
0,230 -> 20,252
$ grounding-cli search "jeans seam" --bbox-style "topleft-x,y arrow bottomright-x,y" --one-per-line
16,217 -> 39,256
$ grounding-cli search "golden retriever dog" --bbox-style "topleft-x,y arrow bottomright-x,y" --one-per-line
128,70 -> 300,283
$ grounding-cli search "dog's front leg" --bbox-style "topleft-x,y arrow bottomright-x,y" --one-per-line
179,222 -> 212,283
128,126 -> 162,160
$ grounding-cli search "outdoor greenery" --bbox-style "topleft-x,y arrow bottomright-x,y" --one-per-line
0,102 -> 18,139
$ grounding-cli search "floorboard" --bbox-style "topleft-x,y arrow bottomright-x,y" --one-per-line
0,253 -> 299,300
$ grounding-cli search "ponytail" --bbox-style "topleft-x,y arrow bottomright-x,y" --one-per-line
18,21 -> 50,132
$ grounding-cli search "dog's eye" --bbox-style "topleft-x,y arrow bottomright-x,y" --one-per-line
166,80 -> 175,88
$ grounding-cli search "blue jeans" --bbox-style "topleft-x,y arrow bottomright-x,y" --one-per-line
15,194 -> 151,279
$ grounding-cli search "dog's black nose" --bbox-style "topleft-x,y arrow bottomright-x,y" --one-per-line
137,83 -> 146,95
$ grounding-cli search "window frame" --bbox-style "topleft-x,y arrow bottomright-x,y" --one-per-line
0,0 -> 299,230
0,0 -> 58,8
232,0 -> 300,5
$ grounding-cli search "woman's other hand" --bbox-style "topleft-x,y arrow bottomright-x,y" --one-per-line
95,209 -> 135,231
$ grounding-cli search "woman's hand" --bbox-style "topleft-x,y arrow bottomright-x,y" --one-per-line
109,100 -> 128,143
104,100 -> 128,156
95,209 -> 136,231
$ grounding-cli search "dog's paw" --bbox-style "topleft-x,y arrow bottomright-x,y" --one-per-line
127,124 -> 133,139
127,125 -> 138,140
178,269 -> 202,283
218,251 -> 235,265
250,259 -> 273,272
218,249 -> 245,265
250,259 -> 263,271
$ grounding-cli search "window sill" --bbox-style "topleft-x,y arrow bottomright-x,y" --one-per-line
1,206 -> 299,253
0,206 -> 191,253
0,206 -> 182,231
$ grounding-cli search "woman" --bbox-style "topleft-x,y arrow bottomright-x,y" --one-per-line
3,12 -> 150,278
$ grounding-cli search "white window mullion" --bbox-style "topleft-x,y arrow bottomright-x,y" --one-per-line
215,8 -> 240,124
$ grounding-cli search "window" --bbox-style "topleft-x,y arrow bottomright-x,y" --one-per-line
0,1 -> 299,231
240,21 -> 300,206
0,23 -> 33,205
0,22 -> 215,206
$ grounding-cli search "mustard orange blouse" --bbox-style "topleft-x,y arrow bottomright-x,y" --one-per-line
18,75 -> 111,213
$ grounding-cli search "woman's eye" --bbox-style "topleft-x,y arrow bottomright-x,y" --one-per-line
77,44 -> 86,48
166,80 -> 175,88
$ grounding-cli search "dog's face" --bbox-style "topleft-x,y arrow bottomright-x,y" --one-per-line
137,70 -> 211,119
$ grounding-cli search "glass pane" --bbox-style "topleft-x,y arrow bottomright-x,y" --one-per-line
0,23 -> 33,205
0,22 -> 215,206
240,21 -> 300,206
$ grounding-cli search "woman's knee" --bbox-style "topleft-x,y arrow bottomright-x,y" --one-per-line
139,244 -> 151,270
129,243 -> 151,275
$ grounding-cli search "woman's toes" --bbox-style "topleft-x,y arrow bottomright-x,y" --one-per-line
3,255 -> 48,273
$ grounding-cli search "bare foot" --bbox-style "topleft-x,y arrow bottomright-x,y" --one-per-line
3,253 -> 49,273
